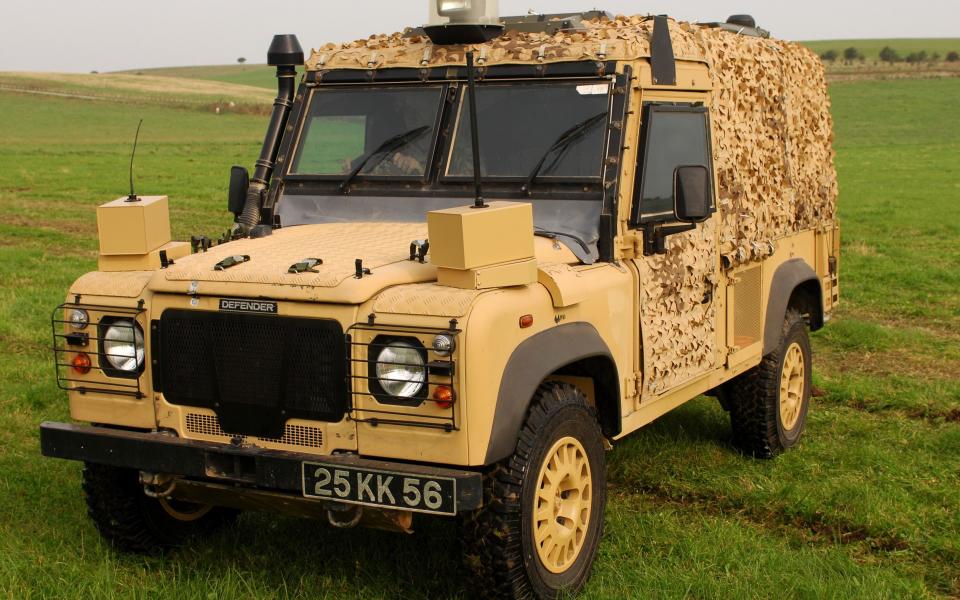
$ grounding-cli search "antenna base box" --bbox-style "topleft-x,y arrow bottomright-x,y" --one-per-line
427,201 -> 534,270
98,241 -> 190,272
97,196 -> 171,256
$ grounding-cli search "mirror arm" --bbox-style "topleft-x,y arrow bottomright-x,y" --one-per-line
642,222 -> 696,256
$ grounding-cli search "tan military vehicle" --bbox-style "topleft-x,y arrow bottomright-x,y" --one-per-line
42,3 -> 839,598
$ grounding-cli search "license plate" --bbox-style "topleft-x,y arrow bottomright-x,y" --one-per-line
302,462 -> 457,515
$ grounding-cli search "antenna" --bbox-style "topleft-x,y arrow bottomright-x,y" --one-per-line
465,51 -> 488,209
126,119 -> 143,202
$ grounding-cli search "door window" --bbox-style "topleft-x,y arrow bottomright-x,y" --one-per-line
632,104 -> 714,223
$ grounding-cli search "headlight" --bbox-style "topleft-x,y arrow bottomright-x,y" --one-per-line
101,320 -> 145,373
375,341 -> 426,398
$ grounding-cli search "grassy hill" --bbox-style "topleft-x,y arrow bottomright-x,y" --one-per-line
0,70 -> 958,597
0,71 -> 275,114
113,38 -> 960,90
122,64 -> 279,90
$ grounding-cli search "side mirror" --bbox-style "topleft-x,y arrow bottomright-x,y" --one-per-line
228,166 -> 249,218
674,165 -> 712,223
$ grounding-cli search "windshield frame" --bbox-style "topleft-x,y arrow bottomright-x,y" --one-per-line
278,76 -> 613,199
284,82 -> 451,185
439,78 -> 614,185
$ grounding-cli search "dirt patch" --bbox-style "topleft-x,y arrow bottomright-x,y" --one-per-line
617,483 -> 911,552
817,345 -> 960,384
0,212 -> 97,238
845,240 -> 878,257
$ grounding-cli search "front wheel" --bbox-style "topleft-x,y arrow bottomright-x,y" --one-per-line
82,462 -> 238,553
460,382 -> 607,599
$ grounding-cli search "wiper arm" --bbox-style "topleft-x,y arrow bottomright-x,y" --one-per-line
534,227 -> 591,254
521,112 -> 608,196
339,125 -> 430,193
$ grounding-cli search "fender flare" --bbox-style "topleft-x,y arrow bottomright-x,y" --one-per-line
484,322 -> 620,464
763,258 -> 822,354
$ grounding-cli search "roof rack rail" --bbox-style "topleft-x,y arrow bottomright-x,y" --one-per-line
405,10 -> 613,39
500,11 -> 612,35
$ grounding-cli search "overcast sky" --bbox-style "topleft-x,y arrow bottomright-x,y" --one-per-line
2,0 -> 958,73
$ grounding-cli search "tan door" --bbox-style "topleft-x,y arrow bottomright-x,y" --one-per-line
629,100 -> 721,399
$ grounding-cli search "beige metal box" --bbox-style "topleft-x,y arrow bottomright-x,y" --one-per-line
96,196 -> 171,256
427,201 -> 534,270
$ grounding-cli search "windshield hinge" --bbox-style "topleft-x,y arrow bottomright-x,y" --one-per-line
618,231 -> 642,260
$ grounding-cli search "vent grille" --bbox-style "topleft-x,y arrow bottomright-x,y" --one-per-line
733,265 -> 763,347
184,412 -> 324,449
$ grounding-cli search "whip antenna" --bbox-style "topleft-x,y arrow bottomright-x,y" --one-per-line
126,119 -> 143,202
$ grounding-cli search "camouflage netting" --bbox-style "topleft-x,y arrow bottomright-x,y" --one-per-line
306,14 -> 838,268
307,15 -> 838,393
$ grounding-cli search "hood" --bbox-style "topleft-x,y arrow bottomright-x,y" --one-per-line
148,222 -> 436,304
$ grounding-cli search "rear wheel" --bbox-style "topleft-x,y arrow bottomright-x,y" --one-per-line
82,462 -> 238,553
726,308 -> 812,458
460,382 -> 607,599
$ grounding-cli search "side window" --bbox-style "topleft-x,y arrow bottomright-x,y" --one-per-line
632,104 -> 714,224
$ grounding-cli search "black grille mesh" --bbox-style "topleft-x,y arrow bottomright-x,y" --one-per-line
158,310 -> 347,438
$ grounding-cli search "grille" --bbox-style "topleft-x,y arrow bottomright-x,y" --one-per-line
184,412 -> 324,449
157,310 -> 347,438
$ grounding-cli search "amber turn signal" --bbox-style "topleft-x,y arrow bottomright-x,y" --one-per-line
519,314 -> 534,328
433,385 -> 454,409
72,352 -> 92,375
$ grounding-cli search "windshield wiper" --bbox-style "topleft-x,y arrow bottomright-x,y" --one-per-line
339,125 -> 430,193
521,112 -> 608,196
534,227 -> 591,254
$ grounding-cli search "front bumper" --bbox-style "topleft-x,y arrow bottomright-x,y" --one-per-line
39,422 -> 483,514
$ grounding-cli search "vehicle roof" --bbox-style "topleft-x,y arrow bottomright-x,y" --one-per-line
305,14 -> 814,72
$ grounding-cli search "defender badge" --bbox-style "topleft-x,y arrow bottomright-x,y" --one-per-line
218,298 -> 278,314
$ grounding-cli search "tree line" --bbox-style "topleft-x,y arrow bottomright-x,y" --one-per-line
819,46 -> 960,65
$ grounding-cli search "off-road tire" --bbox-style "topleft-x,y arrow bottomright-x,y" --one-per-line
82,462 -> 238,554
460,382 -> 607,599
726,308 -> 812,458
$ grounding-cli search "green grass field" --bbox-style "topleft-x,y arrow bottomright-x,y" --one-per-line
802,38 -> 960,60
0,71 -> 958,598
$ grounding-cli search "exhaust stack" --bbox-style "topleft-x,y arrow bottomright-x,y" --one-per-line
237,34 -> 304,238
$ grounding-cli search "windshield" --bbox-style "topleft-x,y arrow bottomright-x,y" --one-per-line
446,81 -> 610,179
278,79 -> 615,264
290,86 -> 444,177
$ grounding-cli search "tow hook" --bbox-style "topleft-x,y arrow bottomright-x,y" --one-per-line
327,504 -> 363,529
140,472 -> 177,499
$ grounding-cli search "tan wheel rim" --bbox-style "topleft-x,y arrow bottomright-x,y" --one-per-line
780,342 -> 806,430
533,436 -> 592,574
158,497 -> 213,522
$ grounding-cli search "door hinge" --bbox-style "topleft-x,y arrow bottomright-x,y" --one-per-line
625,373 -> 643,400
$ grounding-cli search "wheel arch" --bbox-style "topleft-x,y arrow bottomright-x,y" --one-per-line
763,258 -> 823,354
484,322 -> 621,465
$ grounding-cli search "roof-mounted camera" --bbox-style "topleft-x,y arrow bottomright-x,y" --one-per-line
423,0 -> 504,45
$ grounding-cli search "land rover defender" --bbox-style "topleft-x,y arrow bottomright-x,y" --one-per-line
41,4 -> 840,598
